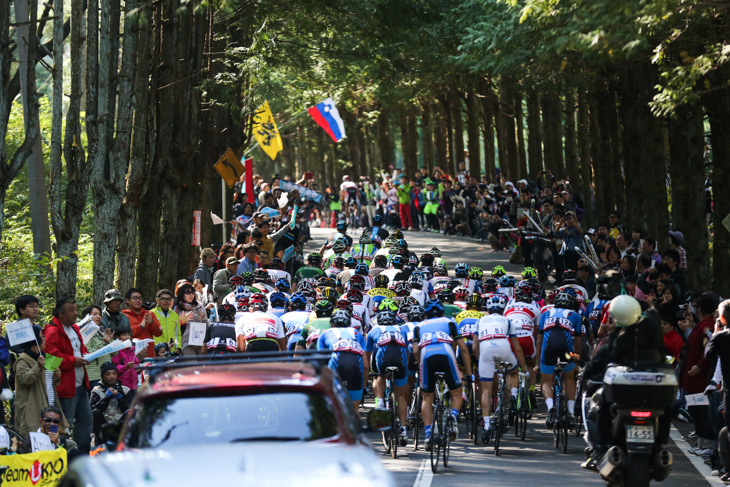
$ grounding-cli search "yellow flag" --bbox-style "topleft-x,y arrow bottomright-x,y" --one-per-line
251,101 -> 283,160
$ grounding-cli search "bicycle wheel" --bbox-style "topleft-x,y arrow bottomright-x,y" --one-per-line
561,420 -> 569,453
390,388 -> 398,458
472,383 -> 480,445
560,401 -> 569,453
464,385 -> 474,439
413,388 -> 421,451
430,408 -> 441,473
494,397 -> 504,455
443,412 -> 451,468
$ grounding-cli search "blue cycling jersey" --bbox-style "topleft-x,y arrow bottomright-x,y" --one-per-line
538,307 -> 582,336
413,317 -> 461,355
584,298 -> 609,337
317,327 -> 366,356
365,324 -> 409,352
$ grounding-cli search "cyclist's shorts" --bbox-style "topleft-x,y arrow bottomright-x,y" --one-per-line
330,352 -> 364,401
419,346 -> 461,393
245,338 -> 280,353
477,339 -> 517,381
371,344 -> 408,388
540,330 -> 575,375
514,335 -> 536,360
286,334 -> 301,351
455,340 -> 475,368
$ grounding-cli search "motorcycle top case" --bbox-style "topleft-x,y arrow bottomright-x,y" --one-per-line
602,365 -> 678,408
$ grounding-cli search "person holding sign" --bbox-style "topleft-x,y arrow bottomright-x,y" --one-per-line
13,325 -> 65,439
21,406 -> 81,461
122,288 -> 162,358
43,298 -> 93,454
80,305 -> 113,391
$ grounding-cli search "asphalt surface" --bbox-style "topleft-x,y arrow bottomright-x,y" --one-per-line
307,226 -> 718,487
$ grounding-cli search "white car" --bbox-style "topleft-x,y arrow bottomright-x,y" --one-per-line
62,442 -> 397,487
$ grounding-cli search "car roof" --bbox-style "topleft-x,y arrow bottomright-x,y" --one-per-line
72,443 -> 397,487
141,361 -> 331,398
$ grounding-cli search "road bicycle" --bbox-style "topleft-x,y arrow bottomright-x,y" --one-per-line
380,366 -> 403,458
407,374 -> 422,451
552,359 -> 570,454
573,371 -> 583,438
429,372 -> 452,473
491,361 -> 512,455
514,370 -> 529,441
463,375 -> 481,445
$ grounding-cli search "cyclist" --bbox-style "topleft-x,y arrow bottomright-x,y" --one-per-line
463,267 -> 483,293
453,286 -> 470,310
324,256 -> 346,279
429,264 -> 451,293
297,299 -> 335,349
497,275 -> 517,300
351,235 -> 378,264
364,214 -> 390,249
343,289 -> 371,332
408,271 -> 428,305
273,277 -> 291,296
293,253 -> 325,289
413,300 -> 472,451
366,309 -> 410,445
280,293 -> 311,351
454,262 -> 470,286
234,293 -> 286,352
504,283 -> 541,403
373,298 -> 399,327
267,258 -> 291,286
535,291 -> 583,428
324,239 -> 351,267
381,254 -> 411,283
473,294 -> 527,443
203,303 -> 238,356
491,265 -> 507,279
267,292 -> 288,318
318,309 -> 368,408
438,288 -> 463,319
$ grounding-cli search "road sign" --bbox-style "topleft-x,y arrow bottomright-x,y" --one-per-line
214,148 -> 245,188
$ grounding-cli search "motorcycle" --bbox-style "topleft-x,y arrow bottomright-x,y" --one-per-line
594,364 -> 678,487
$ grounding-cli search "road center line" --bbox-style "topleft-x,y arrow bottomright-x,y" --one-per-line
412,459 -> 433,487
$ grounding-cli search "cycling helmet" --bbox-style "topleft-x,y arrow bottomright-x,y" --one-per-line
438,288 -> 455,304
319,287 -> 338,302
522,266 -> 538,279
374,274 -> 390,288
249,293 -> 268,310
430,247 -> 442,257
229,274 -> 245,286
397,239 -> 408,251
355,263 -> 369,276
399,296 -> 419,310
424,299 -> 445,318
433,263 -> 447,276
336,298 -> 354,314
499,275 -> 516,287
372,214 -> 383,225
336,220 -> 348,232
608,295 -> 643,327
217,303 -> 238,322
554,292 -> 577,311
332,256 -> 346,269
270,258 -> 285,270
481,278 -> 499,293
491,265 -> 506,278
467,293 -> 483,310
547,289 -> 559,305
420,253 -> 435,267
307,252 -> 323,267
408,271 -> 425,289
275,278 -> 290,291
269,292 -> 288,308
391,255 -> 406,269
514,286 -> 534,303
359,234 -> 373,246
383,235 -> 398,248
407,252 -> 419,266
388,245 -> 402,256
454,262 -> 469,278
317,276 -> 336,289
468,267 -> 483,279
331,240 -> 346,254
392,281 -> 412,297
289,292 -> 308,310
562,269 -> 578,284
297,280 -> 316,298
253,268 -> 269,283
314,299 -> 334,317
391,229 -> 404,239
345,256 -> 358,269
346,289 -> 364,303
525,278 -> 542,296
486,294 -> 508,313
377,310 -> 398,326
233,284 -> 251,300
407,305 -> 425,322
349,275 -> 366,291
377,298 -> 399,313
240,271 -> 254,285
373,255 -> 388,268
447,279 -> 462,291
454,286 -> 470,301
330,309 -> 352,328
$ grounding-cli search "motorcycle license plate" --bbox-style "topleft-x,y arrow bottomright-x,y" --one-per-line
626,425 -> 654,442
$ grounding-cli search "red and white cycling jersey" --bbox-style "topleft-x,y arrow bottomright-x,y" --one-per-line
503,300 -> 540,338
235,311 -> 285,341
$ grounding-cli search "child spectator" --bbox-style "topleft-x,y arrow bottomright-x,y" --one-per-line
111,326 -> 140,390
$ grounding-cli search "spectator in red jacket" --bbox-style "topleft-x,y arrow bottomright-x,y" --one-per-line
659,308 -> 683,366
122,288 -> 162,358
43,297 -> 93,454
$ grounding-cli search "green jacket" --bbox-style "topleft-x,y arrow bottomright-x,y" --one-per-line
213,268 -> 233,301
151,307 -> 181,348
397,183 -> 412,204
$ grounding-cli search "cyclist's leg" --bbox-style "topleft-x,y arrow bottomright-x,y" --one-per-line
563,367 -> 577,415
388,344 -> 410,427
420,355 -> 436,434
372,348 -> 386,407
477,343 -> 498,427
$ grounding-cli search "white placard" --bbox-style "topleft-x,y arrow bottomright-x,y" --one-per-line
79,322 -> 100,345
0,426 -> 9,450
685,392 -> 710,406
188,322 -> 207,347
29,432 -> 54,452
134,338 -> 155,355
82,339 -> 132,362
6,319 -> 36,347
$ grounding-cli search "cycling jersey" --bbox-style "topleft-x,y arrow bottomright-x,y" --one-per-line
443,303 -> 463,319
475,314 -> 518,380
504,299 -> 540,358
324,266 -> 344,279
324,252 -> 352,268
318,327 -> 366,401
204,322 -> 237,354
496,287 -> 515,300
413,317 -> 462,392
280,310 -> 311,350
298,317 -> 332,348
365,226 -> 389,248
267,269 -> 292,285
429,276 -> 451,293
366,324 -> 409,387
455,310 -> 484,342
584,297 -> 610,338
351,243 -> 378,263
268,307 -> 287,319
234,311 -> 285,349
537,306 -> 582,375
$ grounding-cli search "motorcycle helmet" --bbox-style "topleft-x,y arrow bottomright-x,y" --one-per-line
608,295 -> 643,327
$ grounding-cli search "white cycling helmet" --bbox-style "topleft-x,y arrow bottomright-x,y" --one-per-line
608,295 -> 643,327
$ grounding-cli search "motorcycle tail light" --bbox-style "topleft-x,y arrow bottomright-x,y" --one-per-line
630,411 -> 652,418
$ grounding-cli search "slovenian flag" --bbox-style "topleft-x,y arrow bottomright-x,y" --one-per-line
308,97 -> 346,143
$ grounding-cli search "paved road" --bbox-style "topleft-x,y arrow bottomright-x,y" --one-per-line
306,227 -> 716,487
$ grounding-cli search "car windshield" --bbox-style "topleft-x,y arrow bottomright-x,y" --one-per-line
124,391 -> 339,448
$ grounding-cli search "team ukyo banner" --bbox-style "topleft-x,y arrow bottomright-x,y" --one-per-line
0,448 -> 67,486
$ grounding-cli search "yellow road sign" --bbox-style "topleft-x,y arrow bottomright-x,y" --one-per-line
214,148 -> 244,188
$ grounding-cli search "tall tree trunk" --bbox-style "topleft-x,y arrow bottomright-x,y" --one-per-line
497,77 -> 517,182
526,88 -> 542,177
433,102 -> 448,175
451,91 -> 465,175
421,102 -> 434,174
479,77 -> 496,182
514,89 -> 527,179
596,86 -> 616,215
605,86 -> 625,220
377,107 -> 394,170
465,88 -> 481,178
541,91 -> 563,177
577,90 -> 593,225
439,95 -> 455,175
588,92 -> 607,222
564,89 -> 579,189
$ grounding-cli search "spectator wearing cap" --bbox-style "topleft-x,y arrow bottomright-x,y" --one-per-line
669,230 -> 687,270
101,289 -> 130,332
247,211 -> 267,233
214,257 -> 239,301
193,248 -> 216,289
43,297 -> 92,454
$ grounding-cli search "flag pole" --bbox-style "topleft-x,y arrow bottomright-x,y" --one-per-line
244,108 -> 310,157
